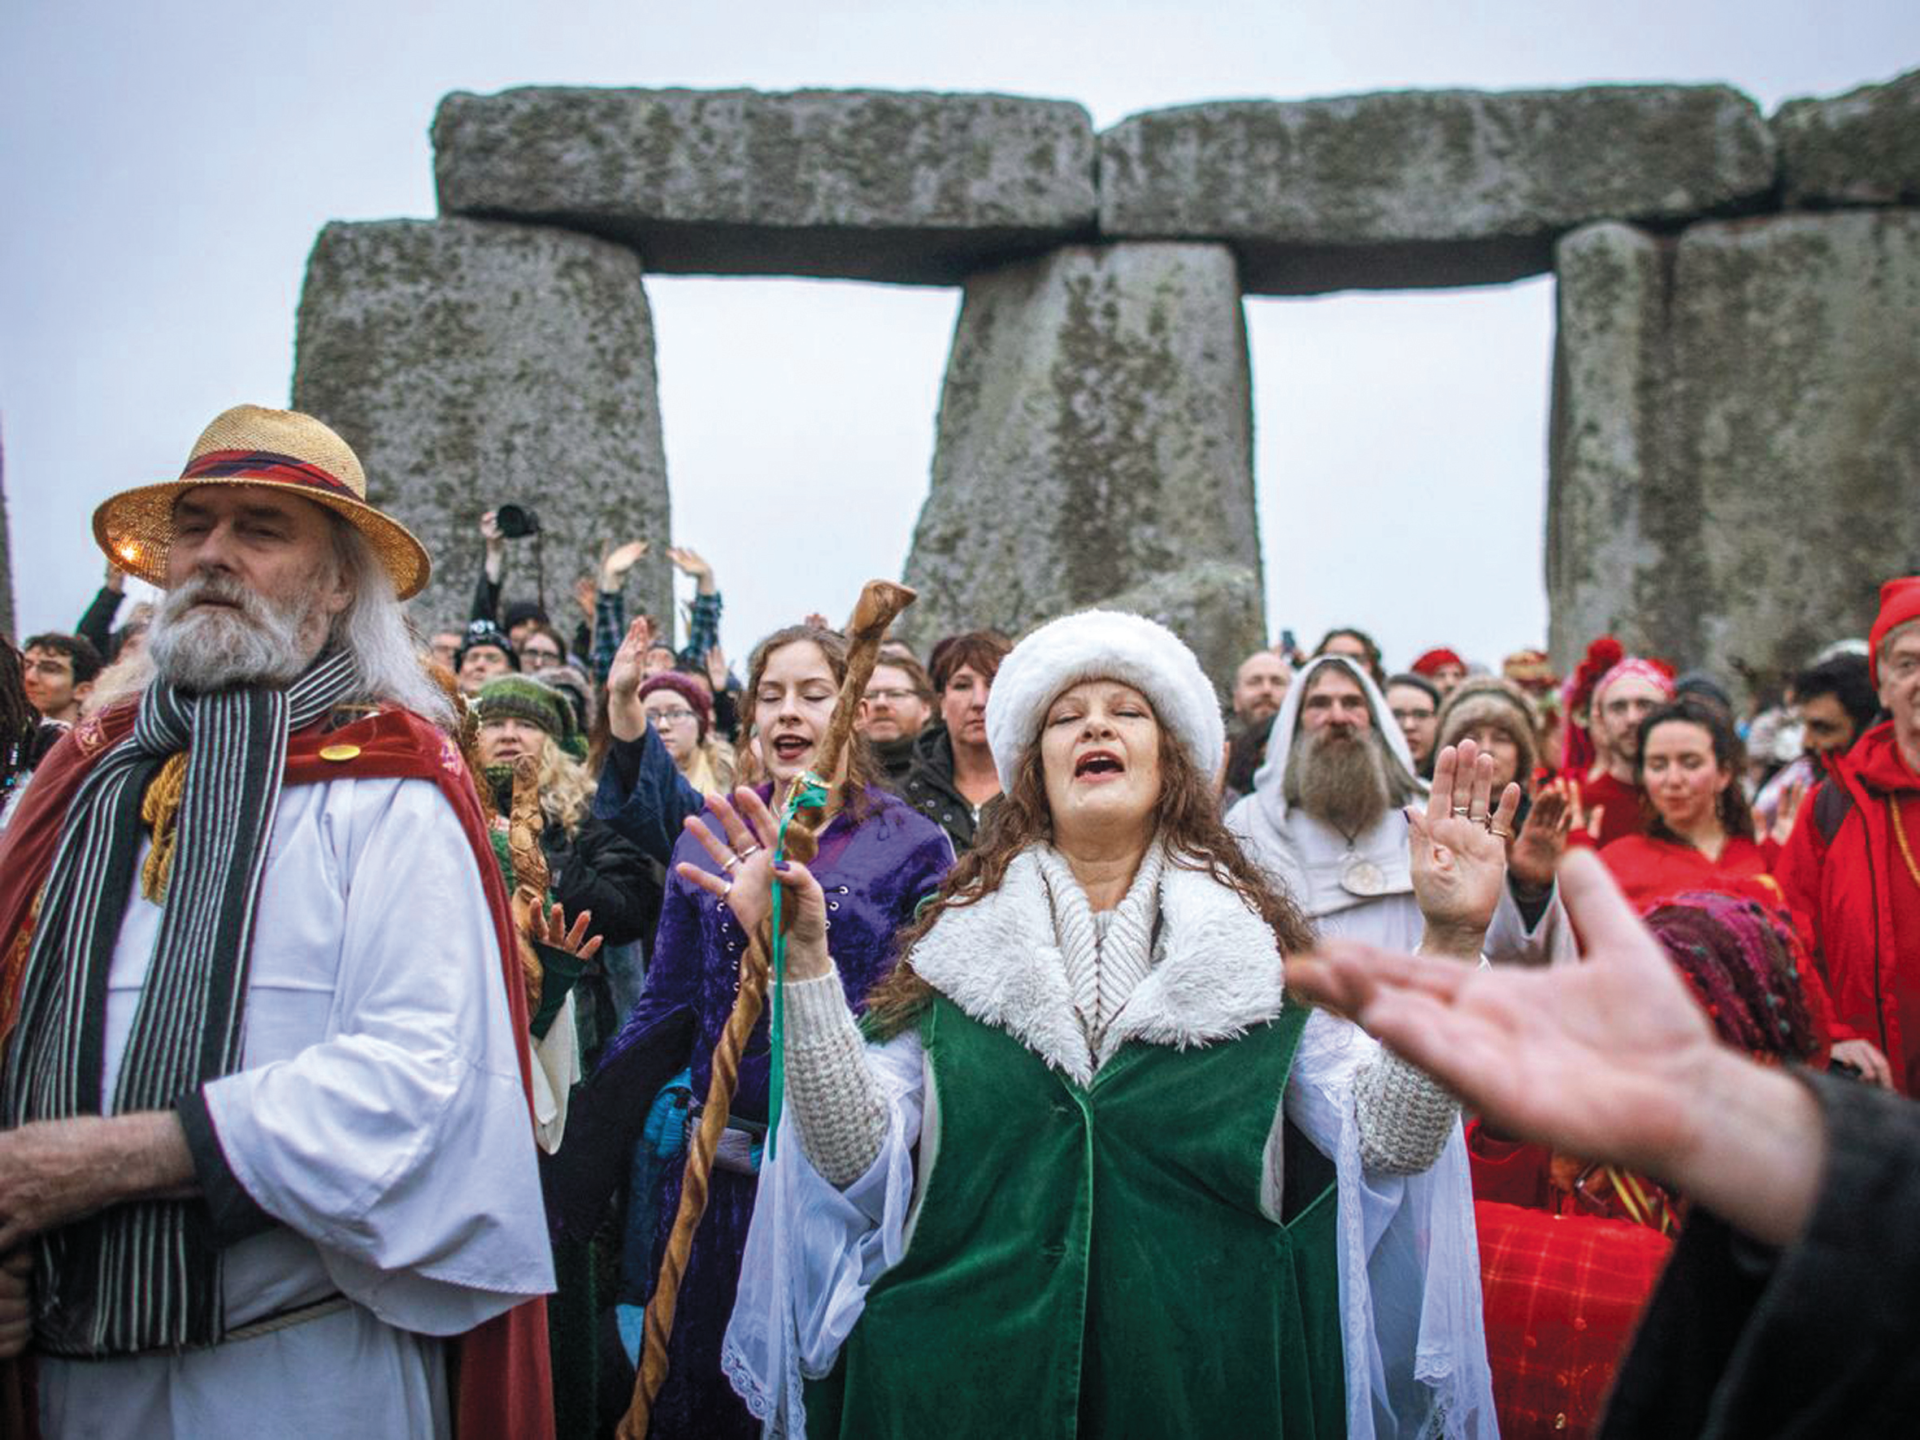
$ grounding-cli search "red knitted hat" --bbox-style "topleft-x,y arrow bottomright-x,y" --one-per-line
1869,576 -> 1920,687
1411,647 -> 1465,676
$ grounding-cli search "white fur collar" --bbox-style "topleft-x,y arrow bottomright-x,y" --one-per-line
907,846 -> 1289,1085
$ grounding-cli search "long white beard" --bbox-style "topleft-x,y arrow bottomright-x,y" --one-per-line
147,573 -> 315,693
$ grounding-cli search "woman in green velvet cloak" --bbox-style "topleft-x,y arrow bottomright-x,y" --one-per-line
692,612 -> 1502,1439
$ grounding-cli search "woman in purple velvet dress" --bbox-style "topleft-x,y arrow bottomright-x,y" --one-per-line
589,622 -> 952,1438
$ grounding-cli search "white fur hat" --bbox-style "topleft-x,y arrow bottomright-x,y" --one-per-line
984,610 -> 1225,792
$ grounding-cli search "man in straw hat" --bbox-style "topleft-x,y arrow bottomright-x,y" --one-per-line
0,406 -> 555,1438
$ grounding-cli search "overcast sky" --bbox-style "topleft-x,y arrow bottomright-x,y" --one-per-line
3,0 -> 1914,673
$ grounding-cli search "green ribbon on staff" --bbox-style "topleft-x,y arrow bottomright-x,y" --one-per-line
765,769 -> 831,1159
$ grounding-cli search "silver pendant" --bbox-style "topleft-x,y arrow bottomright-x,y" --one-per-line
1341,857 -> 1389,897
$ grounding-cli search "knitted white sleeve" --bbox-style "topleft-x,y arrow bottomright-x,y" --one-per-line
1353,1048 -> 1460,1176
780,969 -> 893,1187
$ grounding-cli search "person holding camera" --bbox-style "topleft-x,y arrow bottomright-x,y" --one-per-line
473,505 -> 557,650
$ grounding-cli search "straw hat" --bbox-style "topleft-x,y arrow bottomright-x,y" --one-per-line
92,404 -> 432,600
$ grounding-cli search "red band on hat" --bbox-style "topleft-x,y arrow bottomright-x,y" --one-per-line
182,449 -> 355,497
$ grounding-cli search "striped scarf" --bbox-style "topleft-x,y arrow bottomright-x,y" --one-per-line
1,648 -> 359,1356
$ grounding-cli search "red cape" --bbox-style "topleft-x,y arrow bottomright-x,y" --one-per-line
0,703 -> 554,1440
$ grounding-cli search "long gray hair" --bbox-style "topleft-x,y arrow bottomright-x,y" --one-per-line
326,515 -> 457,730
84,511 -> 456,732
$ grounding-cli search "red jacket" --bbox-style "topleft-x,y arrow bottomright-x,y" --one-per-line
1777,722 -> 1920,1094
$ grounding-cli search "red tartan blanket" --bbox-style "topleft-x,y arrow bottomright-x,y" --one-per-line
1477,1199 -> 1674,1440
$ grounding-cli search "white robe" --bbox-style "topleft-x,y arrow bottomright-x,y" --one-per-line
1225,654 -> 1575,966
37,776 -> 555,1440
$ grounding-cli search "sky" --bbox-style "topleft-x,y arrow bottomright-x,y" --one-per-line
2,0 -> 1915,674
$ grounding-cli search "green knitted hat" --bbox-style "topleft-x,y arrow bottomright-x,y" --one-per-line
474,674 -> 571,740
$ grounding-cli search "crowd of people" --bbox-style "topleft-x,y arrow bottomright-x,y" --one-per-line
0,403 -> 1916,1440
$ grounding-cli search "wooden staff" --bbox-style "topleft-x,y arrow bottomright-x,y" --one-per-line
619,580 -> 916,1440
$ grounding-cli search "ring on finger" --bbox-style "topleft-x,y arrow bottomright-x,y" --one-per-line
1489,824 -> 1513,839
736,843 -> 765,864
1452,806 -> 1472,818
721,850 -> 744,873
722,879 -> 735,898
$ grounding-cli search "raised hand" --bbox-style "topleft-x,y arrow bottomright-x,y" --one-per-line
1768,775 -> 1809,846
1510,776 -> 1574,890
803,611 -> 830,632
525,898 -> 604,963
607,616 -> 655,741
1565,777 -> 1606,845
676,788 -> 832,979
665,546 -> 716,595
574,576 -> 598,622
601,539 -> 650,590
1410,739 -> 1522,957
480,509 -> 504,546
705,645 -> 730,693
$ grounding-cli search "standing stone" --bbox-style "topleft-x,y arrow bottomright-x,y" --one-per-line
1546,222 -> 1677,666
292,217 -> 671,636
433,87 -> 1096,286
1548,211 -> 1920,689
1671,211 -> 1920,680
1101,86 -> 1774,293
900,243 -> 1262,686
1774,67 -> 1920,208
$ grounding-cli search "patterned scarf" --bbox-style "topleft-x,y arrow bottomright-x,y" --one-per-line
1,648 -> 359,1356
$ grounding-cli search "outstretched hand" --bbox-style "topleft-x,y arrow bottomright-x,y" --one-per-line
607,617 -> 655,741
1410,739 -> 1521,957
1293,850 -> 1716,1174
676,788 -> 832,979
601,540 -> 650,589
1509,777 -> 1575,890
1286,849 -> 1828,1246
524,897 -> 604,963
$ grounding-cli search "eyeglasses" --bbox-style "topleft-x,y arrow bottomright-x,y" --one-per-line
521,647 -> 562,665
646,708 -> 698,726
864,688 -> 921,703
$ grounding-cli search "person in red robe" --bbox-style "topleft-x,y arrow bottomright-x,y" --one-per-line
1599,695 -> 1779,911
1777,576 -> 1920,1094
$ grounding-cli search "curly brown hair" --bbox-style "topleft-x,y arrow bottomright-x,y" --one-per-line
865,703 -> 1316,1039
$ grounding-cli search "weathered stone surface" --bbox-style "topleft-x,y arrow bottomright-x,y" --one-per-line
1775,68 -> 1920,208
1549,211 -> 1920,690
1101,86 -> 1774,293
1546,222 -> 1677,667
1087,562 -> 1266,698
292,218 -> 671,633
900,242 -> 1263,673
433,87 -> 1096,285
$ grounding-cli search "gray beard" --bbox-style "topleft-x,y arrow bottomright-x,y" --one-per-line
1285,727 -> 1396,836
147,574 -> 312,693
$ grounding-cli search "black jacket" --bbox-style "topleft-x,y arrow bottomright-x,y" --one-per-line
1600,1068 -> 1920,1438
890,722 -> 997,854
